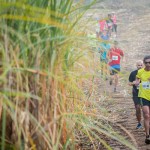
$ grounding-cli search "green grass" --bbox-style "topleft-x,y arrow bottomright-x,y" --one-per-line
0,0 -> 137,150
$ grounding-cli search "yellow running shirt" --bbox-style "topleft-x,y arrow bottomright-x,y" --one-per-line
136,68 -> 150,101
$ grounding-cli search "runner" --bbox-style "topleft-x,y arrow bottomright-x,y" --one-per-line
99,19 -> 107,34
95,17 -> 100,38
106,14 -> 113,37
111,12 -> 117,37
129,60 -> 143,129
98,30 -> 110,79
108,41 -> 124,92
135,55 -> 150,144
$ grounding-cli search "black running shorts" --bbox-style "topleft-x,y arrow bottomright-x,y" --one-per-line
133,96 -> 141,105
140,98 -> 150,106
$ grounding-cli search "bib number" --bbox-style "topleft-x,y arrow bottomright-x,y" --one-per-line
142,81 -> 150,89
112,55 -> 118,60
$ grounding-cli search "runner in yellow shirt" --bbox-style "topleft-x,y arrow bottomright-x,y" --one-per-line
135,55 -> 150,144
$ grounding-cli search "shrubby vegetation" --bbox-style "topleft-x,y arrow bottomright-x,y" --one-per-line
0,0 -> 137,150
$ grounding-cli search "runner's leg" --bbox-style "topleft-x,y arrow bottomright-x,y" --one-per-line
135,104 -> 142,123
114,73 -> 118,89
142,105 -> 150,136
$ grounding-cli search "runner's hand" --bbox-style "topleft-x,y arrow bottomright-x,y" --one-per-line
134,81 -> 140,86
133,81 -> 137,85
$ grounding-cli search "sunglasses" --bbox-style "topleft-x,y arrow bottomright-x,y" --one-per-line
144,61 -> 150,64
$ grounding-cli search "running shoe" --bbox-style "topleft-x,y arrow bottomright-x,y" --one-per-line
145,135 -> 150,144
136,123 -> 142,129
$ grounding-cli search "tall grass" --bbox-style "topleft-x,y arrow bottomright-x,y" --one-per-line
0,0 -> 137,150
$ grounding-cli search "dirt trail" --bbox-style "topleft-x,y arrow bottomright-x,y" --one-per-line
96,7 -> 150,150
79,75 -> 150,149
97,78 -> 150,150
80,1 -> 150,149
95,6 -> 150,150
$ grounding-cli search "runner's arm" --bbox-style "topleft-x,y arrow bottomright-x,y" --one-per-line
134,77 -> 140,86
128,72 -> 135,86
120,50 -> 126,62
128,81 -> 137,86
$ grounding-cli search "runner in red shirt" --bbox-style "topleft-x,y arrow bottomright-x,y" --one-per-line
99,19 -> 107,33
108,41 -> 124,92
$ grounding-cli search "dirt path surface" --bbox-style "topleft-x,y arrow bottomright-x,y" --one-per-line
99,5 -> 150,150
79,76 -> 150,150
99,8 -> 150,150
79,1 -> 150,149
96,79 -> 150,150
102,3 -> 150,149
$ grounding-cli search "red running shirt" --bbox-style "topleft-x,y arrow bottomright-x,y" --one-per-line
108,48 -> 124,66
99,20 -> 107,32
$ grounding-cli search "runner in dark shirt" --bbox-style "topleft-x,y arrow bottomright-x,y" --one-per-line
129,60 -> 143,129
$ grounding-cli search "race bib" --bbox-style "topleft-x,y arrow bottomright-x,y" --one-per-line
112,55 -> 118,60
142,81 -> 150,89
